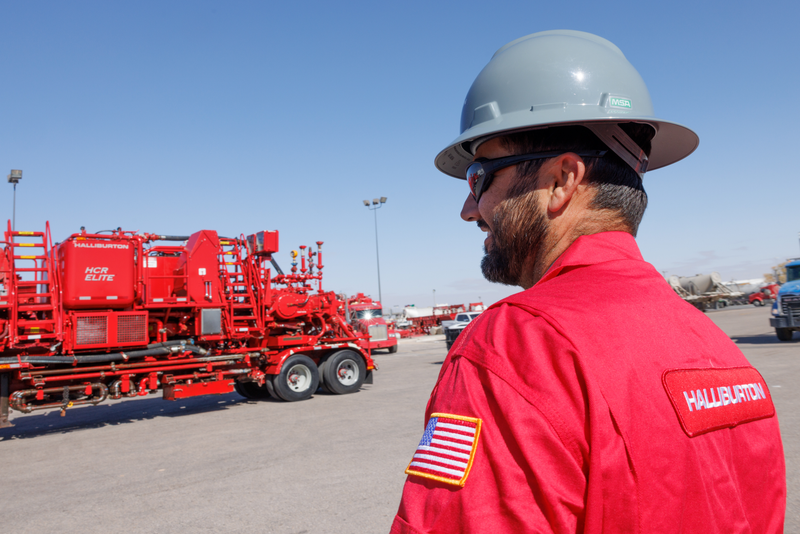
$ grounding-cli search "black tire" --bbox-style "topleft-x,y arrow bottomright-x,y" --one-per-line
271,354 -> 319,402
321,349 -> 366,395
387,343 -> 398,354
317,356 -> 332,394
753,299 -> 764,307
776,328 -> 794,342
234,380 -> 271,400
264,376 -> 277,397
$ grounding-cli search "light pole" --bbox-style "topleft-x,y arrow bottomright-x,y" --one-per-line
363,197 -> 387,307
7,170 -> 22,231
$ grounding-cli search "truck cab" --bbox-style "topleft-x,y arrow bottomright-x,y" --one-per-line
346,293 -> 399,353
750,283 -> 780,306
770,259 -> 800,341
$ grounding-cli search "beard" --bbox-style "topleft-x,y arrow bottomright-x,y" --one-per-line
480,189 -> 549,287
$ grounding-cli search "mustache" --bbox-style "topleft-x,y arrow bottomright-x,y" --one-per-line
476,220 -> 490,232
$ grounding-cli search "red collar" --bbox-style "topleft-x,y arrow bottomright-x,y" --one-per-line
536,231 -> 642,286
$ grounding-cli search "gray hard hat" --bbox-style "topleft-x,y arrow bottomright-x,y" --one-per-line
435,30 -> 699,179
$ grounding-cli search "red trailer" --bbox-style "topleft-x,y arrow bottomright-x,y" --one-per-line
0,222 -> 376,428
400,302 -> 485,335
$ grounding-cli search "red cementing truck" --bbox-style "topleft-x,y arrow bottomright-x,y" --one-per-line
344,293 -> 398,353
0,222 -> 377,428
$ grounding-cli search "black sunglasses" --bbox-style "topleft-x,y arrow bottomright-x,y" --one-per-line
466,150 -> 607,203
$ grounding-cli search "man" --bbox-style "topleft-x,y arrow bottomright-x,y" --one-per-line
391,30 -> 785,533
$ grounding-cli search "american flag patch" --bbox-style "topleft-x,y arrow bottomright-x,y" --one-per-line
405,413 -> 481,487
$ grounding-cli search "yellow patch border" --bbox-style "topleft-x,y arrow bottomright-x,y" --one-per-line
404,412 -> 482,487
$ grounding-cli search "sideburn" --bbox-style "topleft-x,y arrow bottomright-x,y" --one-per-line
480,188 -> 549,287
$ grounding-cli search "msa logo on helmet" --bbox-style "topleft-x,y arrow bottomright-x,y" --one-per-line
609,97 -> 632,109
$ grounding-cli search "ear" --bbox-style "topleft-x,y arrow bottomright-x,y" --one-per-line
545,153 -> 587,213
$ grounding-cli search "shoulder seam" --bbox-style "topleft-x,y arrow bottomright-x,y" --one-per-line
453,315 -> 587,467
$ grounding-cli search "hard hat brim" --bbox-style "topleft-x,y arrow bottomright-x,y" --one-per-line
435,115 -> 699,180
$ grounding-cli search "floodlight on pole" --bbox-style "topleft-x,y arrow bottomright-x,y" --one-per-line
7,170 -> 22,231
364,197 -> 387,308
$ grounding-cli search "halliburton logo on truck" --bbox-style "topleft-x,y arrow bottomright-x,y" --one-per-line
74,242 -> 130,249
84,267 -> 115,281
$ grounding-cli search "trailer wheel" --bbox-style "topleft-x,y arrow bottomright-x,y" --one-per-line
387,344 -> 398,354
776,328 -> 794,342
321,350 -> 366,395
234,380 -> 271,400
317,356 -> 334,394
272,354 -> 319,402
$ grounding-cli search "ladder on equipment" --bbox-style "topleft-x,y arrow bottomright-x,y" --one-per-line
217,237 -> 260,337
4,221 -> 61,347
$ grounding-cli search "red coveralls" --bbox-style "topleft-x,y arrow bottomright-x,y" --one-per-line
392,232 -> 785,533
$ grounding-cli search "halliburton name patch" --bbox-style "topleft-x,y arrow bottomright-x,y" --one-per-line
662,367 -> 775,437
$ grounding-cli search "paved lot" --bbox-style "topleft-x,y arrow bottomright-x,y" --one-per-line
707,305 -> 799,529
1,305 -> 796,533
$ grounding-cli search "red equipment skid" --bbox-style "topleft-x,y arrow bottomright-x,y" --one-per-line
0,223 -> 376,428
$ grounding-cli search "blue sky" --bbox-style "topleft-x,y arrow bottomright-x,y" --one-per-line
1,0 -> 798,309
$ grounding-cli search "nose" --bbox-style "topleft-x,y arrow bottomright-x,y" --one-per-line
461,193 -> 480,222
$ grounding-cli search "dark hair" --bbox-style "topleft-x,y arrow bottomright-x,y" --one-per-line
498,123 -> 654,236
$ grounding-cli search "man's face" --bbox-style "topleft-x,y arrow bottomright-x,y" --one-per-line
460,137 -> 551,287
